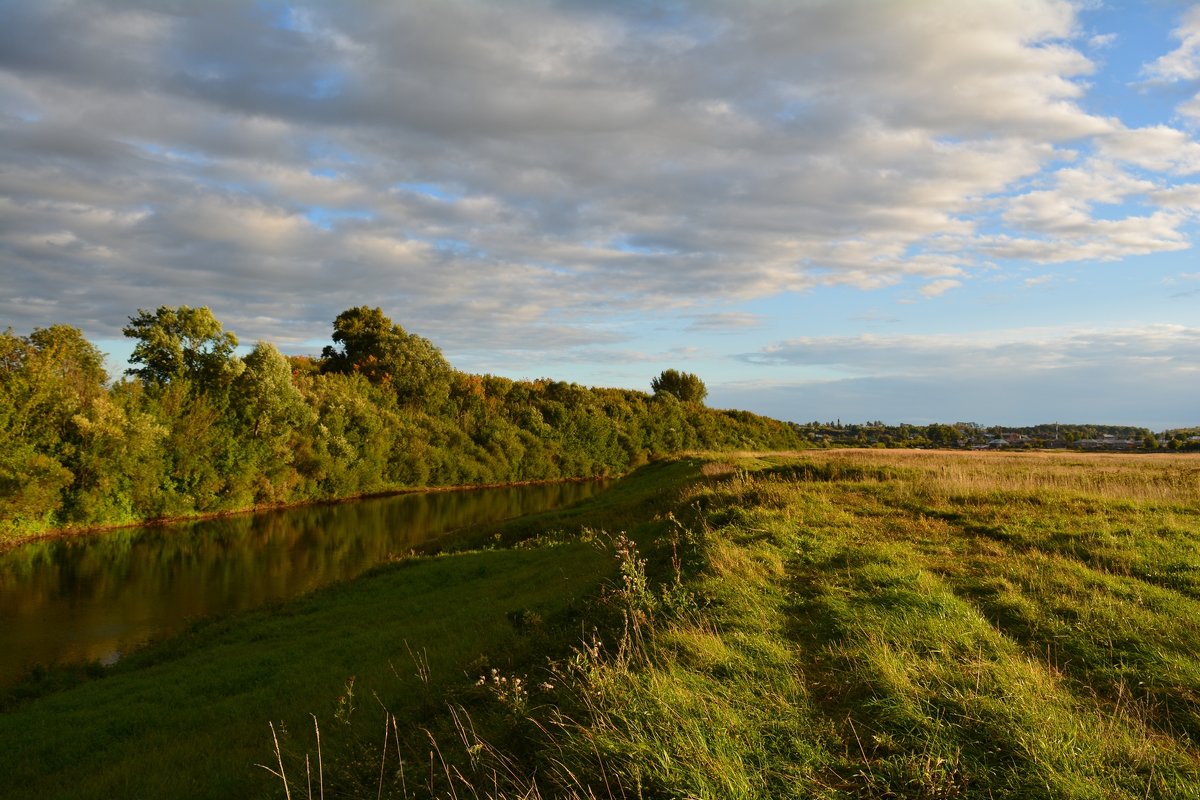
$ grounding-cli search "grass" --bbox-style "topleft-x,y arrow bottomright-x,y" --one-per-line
649,451 -> 1200,798
0,458 -> 697,799
5,451 -> 1200,798
324,449 -> 1200,799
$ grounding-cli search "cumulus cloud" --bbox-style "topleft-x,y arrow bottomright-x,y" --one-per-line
1142,6 -> 1200,83
918,279 -> 961,298
1139,8 -> 1200,127
0,0 -> 1198,376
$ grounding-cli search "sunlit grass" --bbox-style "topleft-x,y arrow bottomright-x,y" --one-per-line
412,449 -> 1200,798
6,451 -> 1200,798
665,450 -> 1200,798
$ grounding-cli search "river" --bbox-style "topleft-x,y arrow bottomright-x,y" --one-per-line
0,480 -> 607,686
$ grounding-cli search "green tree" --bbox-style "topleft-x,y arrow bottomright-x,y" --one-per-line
651,369 -> 708,404
229,342 -> 313,503
1,326 -> 108,450
27,324 -> 108,387
123,306 -> 242,389
0,325 -> 113,531
925,423 -> 961,448
234,342 -> 310,440
321,306 -> 452,408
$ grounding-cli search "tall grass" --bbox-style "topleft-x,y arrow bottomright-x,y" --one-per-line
283,450 -> 1200,799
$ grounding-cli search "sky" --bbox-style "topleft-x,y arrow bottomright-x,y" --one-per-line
2,0 -> 1200,430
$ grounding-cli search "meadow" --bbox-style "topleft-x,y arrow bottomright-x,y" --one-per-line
3,450 -> 1199,798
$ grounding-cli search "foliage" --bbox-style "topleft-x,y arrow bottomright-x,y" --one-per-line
123,305 -> 242,390
0,311 -> 805,541
651,368 -> 708,404
0,326 -> 117,532
320,305 -> 453,409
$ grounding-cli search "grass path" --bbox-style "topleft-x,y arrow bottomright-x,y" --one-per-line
684,452 -> 1200,798
492,451 -> 1200,798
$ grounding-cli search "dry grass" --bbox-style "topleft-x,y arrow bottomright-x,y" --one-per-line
789,448 -> 1200,503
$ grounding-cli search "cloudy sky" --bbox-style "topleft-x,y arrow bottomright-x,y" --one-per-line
3,0 -> 1200,429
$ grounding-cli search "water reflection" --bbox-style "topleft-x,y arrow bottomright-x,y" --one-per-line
0,481 -> 606,685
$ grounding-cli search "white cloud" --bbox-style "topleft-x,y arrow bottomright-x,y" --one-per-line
1180,93 -> 1200,124
711,367 -> 1199,429
1098,124 -> 1200,174
919,279 -> 962,298
0,0 -> 1196,369
686,313 -> 765,333
1141,6 -> 1200,82
721,325 -> 1200,427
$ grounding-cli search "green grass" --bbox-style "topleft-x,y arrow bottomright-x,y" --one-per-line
0,537 -> 610,798
0,458 -> 699,799
6,451 -> 1200,798
388,450 -> 1200,799
558,450 -> 1200,799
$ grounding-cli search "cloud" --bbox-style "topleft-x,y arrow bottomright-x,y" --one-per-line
685,313 -> 765,333
1098,125 -> 1200,174
722,325 -> 1200,427
711,366 -> 1199,430
1180,93 -> 1200,124
0,0 -> 1197,371
919,279 -> 961,298
742,326 -> 1200,375
1141,6 -> 1200,83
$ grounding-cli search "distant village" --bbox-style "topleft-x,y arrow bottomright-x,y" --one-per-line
791,421 -> 1200,452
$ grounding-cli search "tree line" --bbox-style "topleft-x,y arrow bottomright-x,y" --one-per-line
0,306 -> 802,539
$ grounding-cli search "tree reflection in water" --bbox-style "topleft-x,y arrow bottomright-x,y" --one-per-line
0,480 -> 607,684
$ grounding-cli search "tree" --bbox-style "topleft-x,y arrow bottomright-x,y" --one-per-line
123,306 -> 242,389
0,325 -> 109,452
233,342 -> 310,440
26,324 -> 108,387
651,369 -> 708,404
321,306 -> 452,407
0,325 -> 111,530
925,423 -> 961,448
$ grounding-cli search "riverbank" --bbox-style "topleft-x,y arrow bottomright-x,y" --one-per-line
0,459 -> 697,799
5,452 -> 1199,798
0,473 -> 614,553
286,449 -> 1200,798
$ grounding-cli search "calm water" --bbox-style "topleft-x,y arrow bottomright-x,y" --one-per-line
0,481 -> 607,685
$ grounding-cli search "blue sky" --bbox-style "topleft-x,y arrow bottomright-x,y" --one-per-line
2,0 -> 1199,429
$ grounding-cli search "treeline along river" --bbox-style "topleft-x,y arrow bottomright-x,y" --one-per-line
0,480 -> 607,686
2,306 -> 803,542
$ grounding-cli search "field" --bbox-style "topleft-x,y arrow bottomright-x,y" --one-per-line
3,450 -> 1200,798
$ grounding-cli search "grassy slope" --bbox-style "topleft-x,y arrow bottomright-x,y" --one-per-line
0,461 -> 704,800
533,450 -> 1200,799
0,546 -> 605,799
5,451 -> 1200,798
